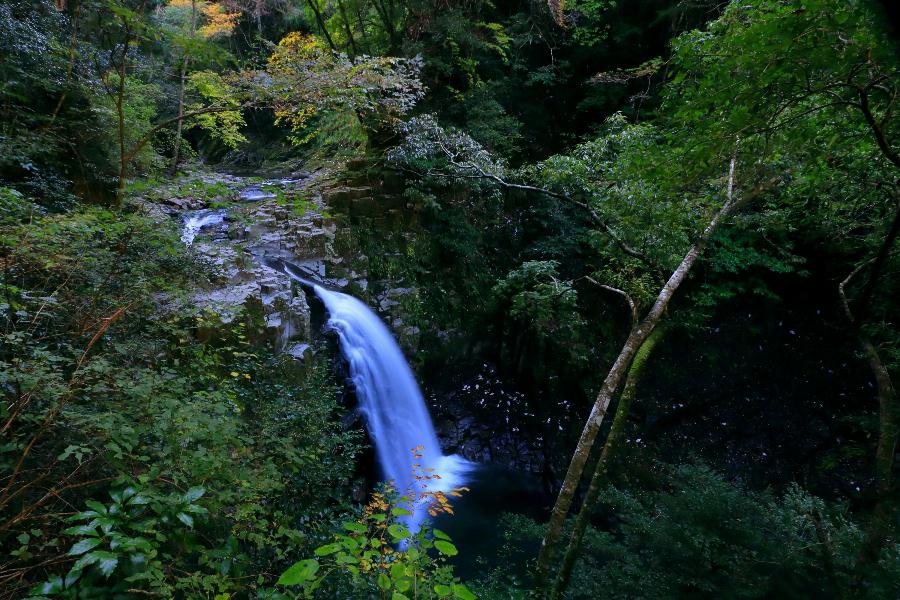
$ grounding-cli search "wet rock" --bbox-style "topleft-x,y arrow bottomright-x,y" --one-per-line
163,196 -> 206,211
287,343 -> 312,360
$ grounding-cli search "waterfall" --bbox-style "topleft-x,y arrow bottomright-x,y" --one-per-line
313,284 -> 470,532
181,209 -> 226,246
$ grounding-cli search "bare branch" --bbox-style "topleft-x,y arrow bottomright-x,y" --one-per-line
585,276 -> 638,326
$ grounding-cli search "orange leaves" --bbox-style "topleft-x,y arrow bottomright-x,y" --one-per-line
547,0 -> 566,27
164,0 -> 238,39
198,3 -> 239,39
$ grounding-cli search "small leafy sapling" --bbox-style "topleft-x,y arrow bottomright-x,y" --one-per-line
277,448 -> 474,599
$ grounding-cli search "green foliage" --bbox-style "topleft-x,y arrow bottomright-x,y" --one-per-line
458,91 -> 523,159
97,74 -> 166,173
0,0 -> 113,206
492,260 -> 587,367
0,187 -> 41,225
186,71 -> 248,149
667,0 -> 896,157
3,1 -> 900,598
1,205 -> 360,597
26,485 -> 207,598
263,32 -> 424,149
568,0 -> 614,47
275,480 -> 474,599
478,464 -> 900,599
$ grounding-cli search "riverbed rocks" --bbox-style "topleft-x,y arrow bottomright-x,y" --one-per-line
156,168 -> 422,353
138,171 -> 327,351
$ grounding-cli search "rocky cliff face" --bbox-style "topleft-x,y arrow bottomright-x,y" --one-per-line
136,166 -> 419,357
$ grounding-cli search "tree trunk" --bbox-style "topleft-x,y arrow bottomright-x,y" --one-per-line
307,0 -> 338,51
534,159 -> 775,596
550,327 -> 665,599
839,198 -> 900,573
337,0 -> 358,57
843,289 -> 898,576
355,3 -> 369,45
49,1 -> 81,125
115,26 -> 131,206
169,0 -> 197,176
371,0 -> 401,54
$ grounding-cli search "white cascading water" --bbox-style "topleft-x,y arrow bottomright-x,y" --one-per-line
313,284 -> 471,532
181,209 -> 226,246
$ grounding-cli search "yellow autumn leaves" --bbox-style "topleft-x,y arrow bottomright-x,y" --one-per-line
164,0 -> 239,39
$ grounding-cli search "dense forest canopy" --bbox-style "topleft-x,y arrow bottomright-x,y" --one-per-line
1,0 -> 899,598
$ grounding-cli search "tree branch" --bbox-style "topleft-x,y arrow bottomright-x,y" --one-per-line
390,162 -> 664,277
857,84 -> 900,170
585,276 -> 638,326
123,103 -> 253,166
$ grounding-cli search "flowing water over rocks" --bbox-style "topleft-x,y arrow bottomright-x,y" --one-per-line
141,171 -> 335,351
137,167 -> 551,561
147,168 -> 477,498
310,283 -> 471,532
181,209 -> 226,246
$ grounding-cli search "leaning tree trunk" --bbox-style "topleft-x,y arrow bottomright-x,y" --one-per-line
550,327 -> 665,599
306,0 -> 337,51
336,0 -> 358,57
534,160 -> 775,596
840,199 -> 900,574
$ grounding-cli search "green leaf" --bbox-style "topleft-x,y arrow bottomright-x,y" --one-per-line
314,543 -> 341,556
71,510 -> 100,521
182,486 -> 205,502
176,512 -> 194,528
121,486 -> 136,503
335,553 -> 359,565
31,575 -> 64,595
95,517 -> 116,534
84,500 -> 107,514
343,521 -> 366,533
68,537 -> 102,556
65,567 -> 82,588
71,552 -> 101,572
391,507 -> 412,517
392,593 -> 410,600
452,584 -> 475,600
434,584 -> 452,597
92,551 -> 119,577
64,525 -> 99,537
377,572 -> 391,590
390,562 -> 407,580
434,540 -> 458,556
388,523 -> 411,540
278,559 -> 319,585
395,577 -> 412,592
432,528 -> 451,541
